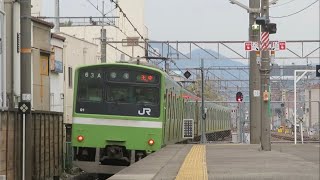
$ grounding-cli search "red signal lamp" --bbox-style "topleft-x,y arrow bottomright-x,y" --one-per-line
236,92 -> 243,102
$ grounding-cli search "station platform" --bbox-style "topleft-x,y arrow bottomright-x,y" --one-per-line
109,143 -> 320,180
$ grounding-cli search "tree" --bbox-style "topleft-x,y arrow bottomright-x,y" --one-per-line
186,78 -> 225,101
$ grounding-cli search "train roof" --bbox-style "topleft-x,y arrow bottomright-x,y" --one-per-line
75,61 -> 165,74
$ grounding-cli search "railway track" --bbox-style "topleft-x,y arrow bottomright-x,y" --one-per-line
271,132 -> 319,142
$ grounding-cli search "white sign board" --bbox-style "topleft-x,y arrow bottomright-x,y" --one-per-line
253,90 -> 260,97
252,42 -> 259,51
22,94 -> 31,101
270,41 -> 279,51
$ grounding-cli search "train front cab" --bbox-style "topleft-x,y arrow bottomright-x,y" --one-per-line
71,64 -> 165,174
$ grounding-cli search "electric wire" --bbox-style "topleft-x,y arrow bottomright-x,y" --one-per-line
110,0 -> 161,57
270,0 -> 297,8
170,60 -> 185,75
89,1 -> 187,74
270,0 -> 319,18
86,0 -> 161,59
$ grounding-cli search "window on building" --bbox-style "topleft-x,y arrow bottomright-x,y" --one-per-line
68,67 -> 73,88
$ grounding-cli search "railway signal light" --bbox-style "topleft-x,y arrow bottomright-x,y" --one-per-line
236,92 -> 243,102
255,16 -> 277,34
267,23 -> 277,34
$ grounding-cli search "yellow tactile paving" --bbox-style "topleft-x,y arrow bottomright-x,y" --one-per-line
175,145 -> 208,180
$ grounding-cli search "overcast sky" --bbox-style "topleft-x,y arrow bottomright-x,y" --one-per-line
145,0 -> 319,41
42,0 -> 319,41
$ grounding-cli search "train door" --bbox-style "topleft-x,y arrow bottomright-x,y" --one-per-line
162,89 -> 168,145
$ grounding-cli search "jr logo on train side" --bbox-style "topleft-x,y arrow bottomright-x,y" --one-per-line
138,108 -> 151,115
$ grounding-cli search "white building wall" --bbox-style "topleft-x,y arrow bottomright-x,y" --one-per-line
50,38 -> 64,112
119,0 -> 146,37
60,0 -> 147,63
0,0 -> 6,108
58,33 -> 99,124
31,0 -> 42,16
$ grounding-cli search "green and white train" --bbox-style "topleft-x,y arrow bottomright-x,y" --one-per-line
72,62 -> 231,174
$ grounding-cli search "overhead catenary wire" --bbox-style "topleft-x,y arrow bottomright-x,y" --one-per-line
112,25 -> 160,57
170,60 -> 185,75
86,0 -> 161,58
110,0 -> 161,56
270,0 -> 319,18
85,0 -> 159,60
270,0 -> 297,8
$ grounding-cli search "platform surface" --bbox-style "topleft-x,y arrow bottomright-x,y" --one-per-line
109,143 -> 320,180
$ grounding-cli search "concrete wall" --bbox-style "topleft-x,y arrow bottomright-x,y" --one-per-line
60,0 -> 147,63
58,33 -> 99,124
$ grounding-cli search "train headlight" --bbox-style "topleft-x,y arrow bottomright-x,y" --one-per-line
123,72 -> 129,79
110,72 -> 117,79
77,135 -> 84,142
148,139 -> 155,146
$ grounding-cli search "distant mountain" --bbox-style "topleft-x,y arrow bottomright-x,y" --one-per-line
148,43 -> 249,83
174,48 -> 247,68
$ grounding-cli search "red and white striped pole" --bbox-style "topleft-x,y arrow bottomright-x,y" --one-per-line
261,32 -> 269,51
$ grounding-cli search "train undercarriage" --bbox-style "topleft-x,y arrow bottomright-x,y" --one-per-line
73,145 -> 148,174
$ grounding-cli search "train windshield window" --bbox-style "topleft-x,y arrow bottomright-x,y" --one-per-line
107,85 -> 159,104
77,78 -> 103,102
108,86 -> 130,103
78,85 -> 103,102
135,87 -> 158,104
